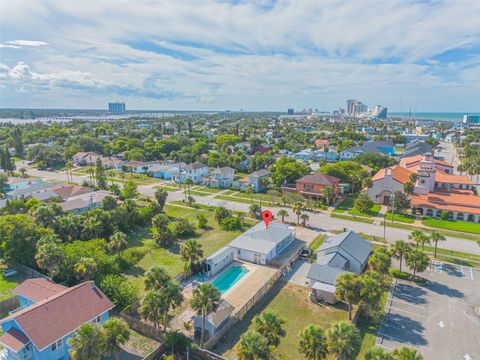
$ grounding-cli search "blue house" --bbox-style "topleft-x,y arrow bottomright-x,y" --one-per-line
149,162 -> 187,180
6,178 -> 43,191
0,279 -> 114,360
248,169 -> 269,192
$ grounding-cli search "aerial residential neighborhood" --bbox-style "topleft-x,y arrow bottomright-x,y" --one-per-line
1,1 -> 480,360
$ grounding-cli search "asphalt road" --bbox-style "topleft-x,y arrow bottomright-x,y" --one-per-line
20,162 -> 480,256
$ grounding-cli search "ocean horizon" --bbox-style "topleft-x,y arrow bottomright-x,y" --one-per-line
389,112 -> 480,121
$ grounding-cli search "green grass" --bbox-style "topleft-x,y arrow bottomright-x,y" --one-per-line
190,186 -> 223,194
422,217 -> 480,234
384,221 -> 480,241
232,191 -> 282,204
215,195 -> 256,205
0,274 -> 25,301
423,246 -> 480,267
309,235 -> 325,251
348,204 -> 381,218
124,204 -> 251,290
330,213 -> 375,224
385,212 -> 415,223
218,284 -> 351,360
188,190 -> 211,197
333,195 -> 356,213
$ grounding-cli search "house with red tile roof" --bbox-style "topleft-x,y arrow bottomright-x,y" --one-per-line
283,173 -> 340,200
0,281 -> 114,360
367,154 -> 479,223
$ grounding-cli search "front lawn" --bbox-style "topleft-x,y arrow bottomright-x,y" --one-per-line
348,204 -> 381,218
422,217 -> 480,234
215,283 -> 351,360
385,212 -> 416,224
124,204 -> 251,290
333,195 -> 356,213
330,213 -> 375,224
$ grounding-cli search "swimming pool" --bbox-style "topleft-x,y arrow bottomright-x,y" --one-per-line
212,265 -> 249,294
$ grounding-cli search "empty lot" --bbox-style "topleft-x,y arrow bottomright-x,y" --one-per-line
377,262 -> 480,359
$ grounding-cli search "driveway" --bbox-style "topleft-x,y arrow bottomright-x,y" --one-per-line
287,260 -> 311,288
377,263 -> 480,359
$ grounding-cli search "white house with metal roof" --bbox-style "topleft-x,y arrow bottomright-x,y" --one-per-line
204,222 -> 296,275
307,231 -> 372,304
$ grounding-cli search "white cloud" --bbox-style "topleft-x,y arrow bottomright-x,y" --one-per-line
4,40 -> 48,47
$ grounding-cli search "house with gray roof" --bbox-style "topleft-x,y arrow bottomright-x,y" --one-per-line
193,299 -> 234,341
307,231 -> 372,304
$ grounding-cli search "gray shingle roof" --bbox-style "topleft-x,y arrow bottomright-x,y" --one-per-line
317,231 -> 372,266
229,222 -> 294,255
249,169 -> 269,177
307,264 -> 346,285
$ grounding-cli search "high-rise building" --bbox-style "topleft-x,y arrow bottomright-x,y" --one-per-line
108,102 -> 126,114
463,115 -> 480,124
287,108 -> 294,115
346,99 -> 356,115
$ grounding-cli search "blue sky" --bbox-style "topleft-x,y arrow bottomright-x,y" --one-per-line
1,0 -> 479,112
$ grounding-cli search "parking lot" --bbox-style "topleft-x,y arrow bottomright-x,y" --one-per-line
377,261 -> 480,359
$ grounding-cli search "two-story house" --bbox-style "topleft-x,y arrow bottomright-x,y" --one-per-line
0,279 -> 114,360
286,173 -> 340,199
172,162 -> 209,184
203,167 -> 235,188
72,152 -> 102,166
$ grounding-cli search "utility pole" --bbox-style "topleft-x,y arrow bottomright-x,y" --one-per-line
391,188 -> 395,223
384,213 -> 387,241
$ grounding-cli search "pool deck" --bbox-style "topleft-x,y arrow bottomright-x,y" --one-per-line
223,262 -> 277,314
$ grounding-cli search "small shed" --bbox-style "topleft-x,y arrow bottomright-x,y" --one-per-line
193,299 -> 234,341
204,246 -> 235,277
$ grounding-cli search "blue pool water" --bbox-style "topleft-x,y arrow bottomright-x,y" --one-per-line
212,266 -> 249,294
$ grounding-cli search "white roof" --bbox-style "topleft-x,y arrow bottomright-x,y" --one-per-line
229,222 -> 295,255
206,246 -> 234,263
312,281 -> 336,293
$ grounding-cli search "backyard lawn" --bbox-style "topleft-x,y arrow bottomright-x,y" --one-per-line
124,204 -> 251,290
422,217 -> 480,234
0,274 -> 25,301
216,283 -> 351,360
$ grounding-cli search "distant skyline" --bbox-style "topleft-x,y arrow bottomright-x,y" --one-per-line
1,1 -> 480,112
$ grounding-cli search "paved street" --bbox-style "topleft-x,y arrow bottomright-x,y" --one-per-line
19,162 -> 480,256
435,141 -> 459,173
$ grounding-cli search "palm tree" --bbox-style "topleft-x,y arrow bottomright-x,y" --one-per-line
69,323 -> 105,360
405,249 -> 429,276
65,161 -> 74,183
292,201 -> 304,225
108,231 -> 128,254
429,231 -> 446,258
391,240 -> 410,272
408,230 -> 430,250
74,257 -> 98,281
139,291 -> 163,328
335,273 -> 360,321
326,321 -> 361,360
19,167 -> 27,178
180,239 -> 204,274
184,178 -> 193,204
246,186 -> 254,205
277,209 -> 289,223
253,311 -> 286,347
301,213 -> 310,227
392,346 -> 423,360
322,186 -> 335,206
236,331 -> 270,360
190,282 -> 221,346
144,266 -> 171,291
35,235 -> 64,276
365,346 -> 393,360
298,324 -> 327,360
102,318 -> 130,360
157,281 -> 184,332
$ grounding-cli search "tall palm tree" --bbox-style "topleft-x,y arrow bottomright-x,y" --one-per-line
301,213 -> 310,227
108,231 -> 128,254
184,178 -> 193,204
157,281 -> 184,332
65,161 -> 74,183
35,235 -> 65,276
69,323 -> 105,360
19,167 -> 27,178
292,201 -> 304,225
180,239 -> 204,274
236,331 -> 270,360
102,318 -> 130,360
335,273 -> 360,321
322,186 -> 335,206
391,240 -> 410,272
429,231 -> 446,258
246,186 -> 254,205
277,209 -> 289,223
405,249 -> 429,276
253,311 -> 286,347
408,230 -> 429,249
139,291 -> 163,329
298,324 -> 328,360
190,282 -> 221,346
392,346 -> 423,360
144,266 -> 171,291
365,346 -> 393,360
326,321 -> 361,360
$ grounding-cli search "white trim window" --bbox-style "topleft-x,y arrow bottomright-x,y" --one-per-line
51,339 -> 63,352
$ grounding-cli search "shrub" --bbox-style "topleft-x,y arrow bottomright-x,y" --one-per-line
115,248 -> 147,270
220,217 -> 242,231
390,269 -> 426,283
170,219 -> 196,238
99,274 -> 139,310
197,213 -> 208,229
440,211 -> 449,220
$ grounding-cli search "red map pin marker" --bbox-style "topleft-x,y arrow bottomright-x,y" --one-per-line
261,210 -> 272,228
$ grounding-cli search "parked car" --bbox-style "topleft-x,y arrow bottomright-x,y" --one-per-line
299,247 -> 312,260
3,268 -> 18,278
